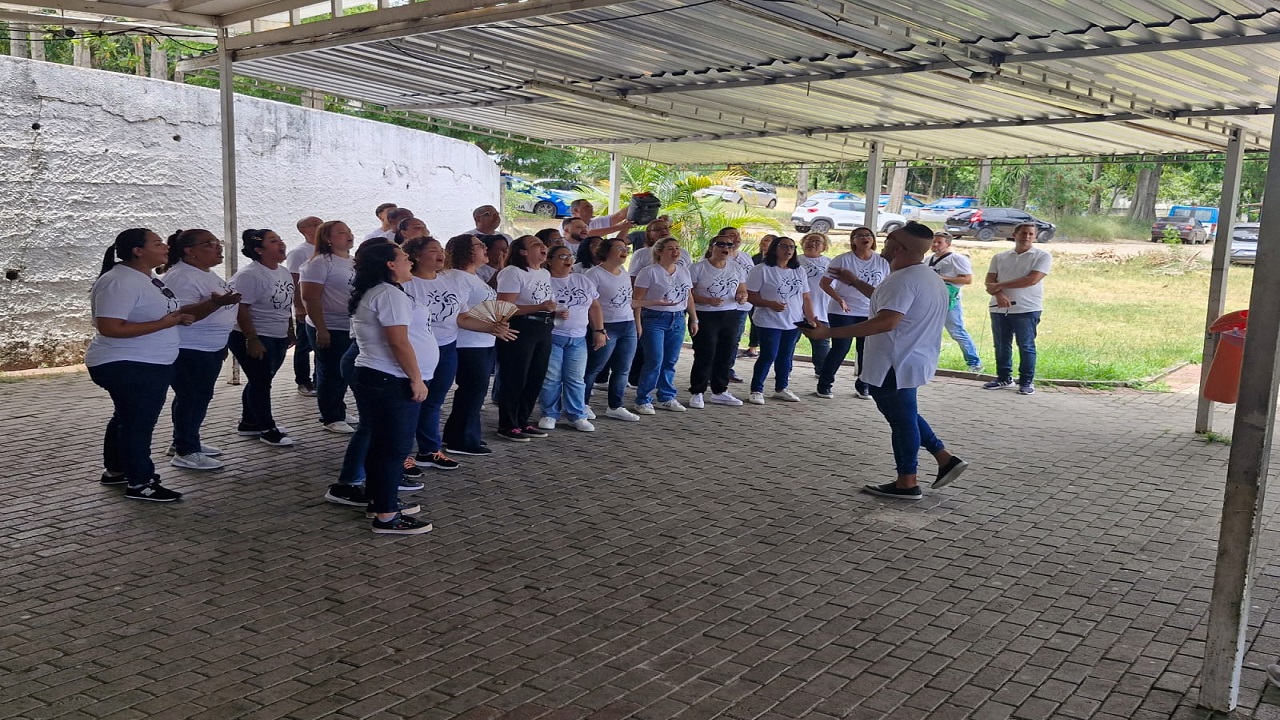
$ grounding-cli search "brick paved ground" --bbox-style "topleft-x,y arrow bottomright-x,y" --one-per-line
2,356 -> 1279,720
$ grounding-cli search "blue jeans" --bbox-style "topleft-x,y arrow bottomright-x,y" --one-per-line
292,318 -> 313,386
637,310 -> 686,404
416,342 -> 457,455
170,347 -> 227,455
337,342 -> 369,485
88,360 -> 174,485
444,346 -> 494,451
868,367 -> 944,477
810,338 -> 831,371
991,311 -> 1041,384
351,367 -> 420,514
585,321 -> 637,409
817,314 -> 868,395
305,325 -> 351,424
227,331 -> 289,430
946,302 -> 981,367
540,334 -> 588,420
751,327 -> 801,393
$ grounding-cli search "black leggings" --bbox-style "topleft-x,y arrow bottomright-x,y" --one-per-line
495,314 -> 554,431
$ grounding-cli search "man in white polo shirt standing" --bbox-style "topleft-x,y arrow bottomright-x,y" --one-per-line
802,222 -> 969,500
983,223 -> 1052,395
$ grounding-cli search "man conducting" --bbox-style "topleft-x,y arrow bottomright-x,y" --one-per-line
983,223 -> 1051,395
802,222 -> 968,500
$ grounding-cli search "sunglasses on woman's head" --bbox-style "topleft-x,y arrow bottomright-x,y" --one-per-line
712,242 -> 734,248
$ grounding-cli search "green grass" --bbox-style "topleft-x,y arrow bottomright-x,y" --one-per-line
1051,214 -> 1153,242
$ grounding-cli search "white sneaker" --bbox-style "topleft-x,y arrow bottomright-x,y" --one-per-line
709,392 -> 743,406
170,452 -> 223,470
571,418 -> 595,432
166,443 -> 222,457
814,390 -> 834,399
345,413 -> 360,424
748,392 -> 765,405
324,421 -> 356,434
854,390 -> 872,400
658,399 -> 687,412
688,393 -> 705,409
634,403 -> 656,415
774,389 -> 801,402
605,407 -> 641,422
537,416 -> 557,430
584,407 -> 596,420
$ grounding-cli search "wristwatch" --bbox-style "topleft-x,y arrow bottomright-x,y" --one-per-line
592,328 -> 606,334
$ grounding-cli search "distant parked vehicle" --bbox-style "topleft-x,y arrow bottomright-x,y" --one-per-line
879,194 -> 926,212
506,176 -> 578,218
1151,216 -> 1209,244
914,196 -> 982,224
945,207 -> 1055,242
1168,205 -> 1220,237
791,198 -> 906,235
695,179 -> 779,208
1230,223 -> 1258,264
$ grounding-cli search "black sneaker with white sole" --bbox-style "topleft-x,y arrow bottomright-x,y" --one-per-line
934,456 -> 969,489
371,513 -> 433,535
416,451 -> 459,470
402,462 -> 425,480
125,480 -> 183,502
365,500 -> 422,518
398,477 -> 425,492
446,445 -> 493,456
237,421 -> 264,437
259,428 -> 294,446
100,471 -> 127,486
324,484 -> 367,506
982,379 -> 1013,390
862,482 -> 923,500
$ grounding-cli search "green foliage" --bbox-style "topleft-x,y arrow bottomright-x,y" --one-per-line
1051,214 -> 1152,241
1162,225 -> 1182,244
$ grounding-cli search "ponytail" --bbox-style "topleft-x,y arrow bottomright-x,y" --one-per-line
160,229 -> 212,274
98,228 -> 152,278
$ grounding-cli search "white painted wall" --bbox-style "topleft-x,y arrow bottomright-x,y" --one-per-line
0,56 -> 500,369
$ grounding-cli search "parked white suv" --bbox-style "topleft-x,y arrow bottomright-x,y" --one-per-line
791,198 -> 906,235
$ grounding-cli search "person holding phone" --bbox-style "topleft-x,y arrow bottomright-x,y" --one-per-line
744,236 -> 816,405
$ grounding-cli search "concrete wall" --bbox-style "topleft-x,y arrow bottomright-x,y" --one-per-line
0,56 -> 500,370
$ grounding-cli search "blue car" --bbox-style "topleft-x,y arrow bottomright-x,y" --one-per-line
505,175 -> 578,218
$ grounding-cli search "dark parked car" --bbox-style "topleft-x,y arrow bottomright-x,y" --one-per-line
945,207 -> 1055,242
1230,223 -> 1258,265
1151,216 -> 1209,244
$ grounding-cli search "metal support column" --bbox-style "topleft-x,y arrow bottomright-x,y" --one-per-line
1196,128 -> 1244,433
864,141 -> 882,234
218,29 -> 241,384
1199,87 -> 1280,711
608,152 -> 621,215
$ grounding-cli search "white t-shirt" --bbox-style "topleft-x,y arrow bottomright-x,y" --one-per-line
862,263 -> 949,389
405,272 -> 463,347
163,261 -> 237,352
476,264 -> 498,284
797,255 -> 832,323
629,246 -> 693,277
689,259 -> 748,313
454,271 -> 499,349
84,264 -> 181,367
634,264 -> 692,313
746,264 -> 809,329
929,251 -> 973,281
299,254 -> 355,332
565,239 -> 581,257
467,229 -> 513,243
229,261 -> 295,339
363,228 -> 396,242
496,265 -> 554,307
550,273 -> 599,338
285,243 -> 314,274
587,216 -> 612,231
826,251 -> 890,318
988,247 -> 1052,313
586,266 -> 633,324
352,283 -> 438,380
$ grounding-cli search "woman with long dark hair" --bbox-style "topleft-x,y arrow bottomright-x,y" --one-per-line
817,227 -> 889,399
87,229 -> 193,502
160,229 -> 241,470
494,235 -> 556,441
583,237 -> 639,421
476,234 -> 509,286
300,220 -> 357,433
348,241 -> 437,534
632,237 -> 697,414
687,236 -> 748,408
404,236 -> 463,470
745,236 -> 816,404
227,229 -> 297,447
393,217 -> 430,246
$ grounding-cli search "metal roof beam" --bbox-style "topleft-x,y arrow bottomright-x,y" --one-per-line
217,0 -> 317,26
0,0 -> 217,26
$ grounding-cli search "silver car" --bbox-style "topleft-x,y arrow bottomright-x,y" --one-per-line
1231,223 -> 1258,265
695,180 -> 779,209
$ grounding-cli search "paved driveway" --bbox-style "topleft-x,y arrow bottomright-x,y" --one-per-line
1,361 -> 1277,719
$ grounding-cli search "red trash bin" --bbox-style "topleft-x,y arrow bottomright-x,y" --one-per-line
1203,309 -> 1248,404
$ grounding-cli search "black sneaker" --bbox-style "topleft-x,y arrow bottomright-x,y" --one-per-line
371,513 -> 433,535
365,500 -> 421,518
125,480 -> 183,502
399,477 -> 425,492
259,428 -> 294,446
402,462 -> 425,480
446,445 -> 493,456
416,451 -> 460,470
324,484 -> 367,506
863,482 -> 923,500
521,425 -> 549,439
1017,383 -> 1036,395
237,421 -> 263,437
982,379 -> 1013,390
498,428 -> 531,443
100,471 -> 127,486
935,456 -> 969,489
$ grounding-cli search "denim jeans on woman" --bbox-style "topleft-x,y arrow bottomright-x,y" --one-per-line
946,302 -> 982,368
867,367 -> 945,476
689,310 -> 743,395
585,321 -> 637,409
817,314 -> 868,395
539,334 -> 589,420
351,367 -> 420,515
170,347 -> 228,455
637,310 -> 686,405
750,326 -> 801,394
416,342 -> 457,455
227,331 -> 289,431
991,310 -> 1041,384
305,325 -> 352,424
443,346 -> 495,452
337,341 -> 369,486
89,360 -> 174,485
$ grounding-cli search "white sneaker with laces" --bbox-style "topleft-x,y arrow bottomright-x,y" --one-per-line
324,421 -> 356,434
658,399 -> 687,412
606,407 -> 641,421
571,418 -> 596,432
537,416 -> 557,430
709,392 -> 743,406
688,393 -> 705,409
748,392 -> 766,405
583,407 -> 596,420
634,403 -> 656,415
774,388 -> 801,402
167,443 -> 222,457
170,452 -> 224,471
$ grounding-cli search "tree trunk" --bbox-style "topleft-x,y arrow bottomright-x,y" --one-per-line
29,27 -> 45,61
1088,161 -> 1102,214
978,159 -> 992,199
1015,171 -> 1031,210
1128,165 -> 1163,222
134,36 -> 147,76
11,25 -> 31,58
150,44 -> 168,80
796,166 -> 809,204
928,166 -> 939,198
886,161 -> 908,213
73,39 -> 91,68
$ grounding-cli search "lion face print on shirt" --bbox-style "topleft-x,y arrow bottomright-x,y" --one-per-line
270,279 -> 295,309
556,283 -> 592,308
608,285 -> 632,309
664,282 -> 691,305
707,275 -> 739,299
530,279 -> 553,304
777,272 -> 806,300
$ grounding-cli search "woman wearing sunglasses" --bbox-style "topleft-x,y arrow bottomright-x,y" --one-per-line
86,229 -> 194,502
537,245 -> 604,431
687,237 -> 748,408
745,236 -> 816,404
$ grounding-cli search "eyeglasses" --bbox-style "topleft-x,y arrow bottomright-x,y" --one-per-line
712,242 -> 734,248
150,278 -> 176,300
